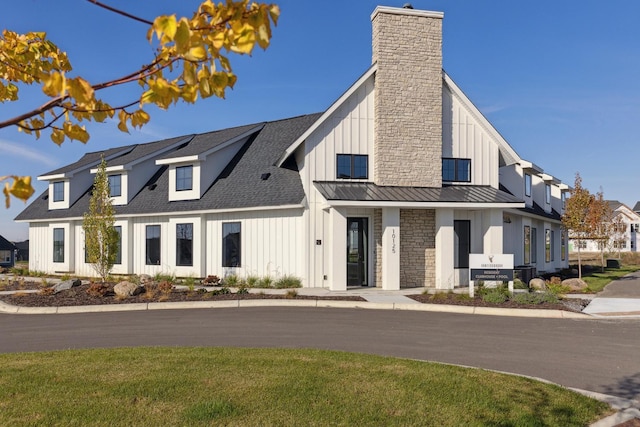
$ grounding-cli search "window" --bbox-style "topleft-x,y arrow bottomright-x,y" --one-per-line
442,158 -> 471,182
0,250 -> 11,262
108,174 -> 122,197
454,220 -> 470,268
531,228 -> 537,263
524,173 -> 532,197
146,225 -> 161,265
114,226 -> 122,265
545,184 -> 551,204
53,181 -> 64,202
561,192 -> 566,209
336,154 -> 368,179
222,222 -> 241,267
523,226 -> 531,264
545,229 -> 554,262
561,230 -> 566,261
176,223 -> 193,266
176,165 -> 193,191
53,228 -> 64,263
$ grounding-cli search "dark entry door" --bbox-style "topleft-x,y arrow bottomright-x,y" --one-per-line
347,217 -> 368,286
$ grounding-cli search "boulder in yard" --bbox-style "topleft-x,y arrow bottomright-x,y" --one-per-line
138,274 -> 153,285
561,278 -> 588,292
529,278 -> 546,291
53,279 -> 82,294
114,281 -> 143,297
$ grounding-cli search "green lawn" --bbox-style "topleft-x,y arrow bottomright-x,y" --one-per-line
582,265 -> 640,293
0,347 -> 610,426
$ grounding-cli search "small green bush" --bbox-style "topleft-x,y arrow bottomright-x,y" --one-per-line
513,278 -> 527,289
512,292 -> 559,305
257,276 -> 273,288
274,275 -> 302,289
211,287 -> 231,295
430,292 -> 449,301
223,274 -> 238,287
183,276 -> 197,292
154,272 -> 176,284
285,289 -> 298,299
246,275 -> 259,288
454,293 -> 472,301
481,289 -> 508,304
547,282 -> 571,296
236,287 -> 249,295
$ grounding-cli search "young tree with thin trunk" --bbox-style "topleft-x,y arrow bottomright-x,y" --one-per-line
587,190 -> 612,272
561,172 -> 594,279
82,157 -> 119,282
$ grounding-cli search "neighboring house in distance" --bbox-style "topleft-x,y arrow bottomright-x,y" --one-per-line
569,201 -> 640,253
14,240 -> 29,262
0,234 -> 17,268
15,5 -> 570,290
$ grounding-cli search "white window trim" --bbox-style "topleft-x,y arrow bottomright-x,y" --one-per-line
49,180 -> 70,210
168,163 -> 200,201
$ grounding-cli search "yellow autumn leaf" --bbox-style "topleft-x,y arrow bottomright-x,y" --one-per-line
67,77 -> 94,105
8,176 -> 35,204
174,18 -> 191,53
153,15 -> 178,42
42,71 -> 65,97
117,110 -> 129,133
51,128 -> 65,145
269,4 -> 280,25
230,24 -> 256,54
184,45 -> 207,61
2,183 -> 9,208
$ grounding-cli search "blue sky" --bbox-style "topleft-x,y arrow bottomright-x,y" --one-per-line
1,0 -> 640,241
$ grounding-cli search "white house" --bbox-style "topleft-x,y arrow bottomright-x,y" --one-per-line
16,5 -> 570,290
569,201 -> 640,253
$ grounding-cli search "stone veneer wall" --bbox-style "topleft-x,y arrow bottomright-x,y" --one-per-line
372,8 -> 443,187
400,209 -> 436,288
374,209 -> 382,288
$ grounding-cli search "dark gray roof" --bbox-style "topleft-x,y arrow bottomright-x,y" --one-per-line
41,146 -> 134,177
16,113 -> 323,221
314,182 -> 523,205
0,234 -> 16,251
633,201 -> 640,212
499,184 -> 561,221
104,135 -> 194,168
156,123 -> 262,160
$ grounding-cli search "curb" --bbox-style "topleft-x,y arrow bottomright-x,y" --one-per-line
0,297 -> 594,319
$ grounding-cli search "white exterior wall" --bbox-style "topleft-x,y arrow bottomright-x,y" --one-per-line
28,222 -> 75,273
499,164 -> 525,200
205,208 -> 305,281
297,75 -> 375,288
442,84 -> 499,188
126,158 -> 162,204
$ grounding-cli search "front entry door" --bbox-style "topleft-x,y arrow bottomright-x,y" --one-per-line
347,217 -> 368,286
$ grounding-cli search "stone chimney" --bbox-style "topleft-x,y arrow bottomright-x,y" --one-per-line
371,6 -> 443,187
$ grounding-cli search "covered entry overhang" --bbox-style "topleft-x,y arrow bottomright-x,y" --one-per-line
314,182 -> 525,291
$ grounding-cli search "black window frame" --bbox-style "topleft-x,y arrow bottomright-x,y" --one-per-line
146,225 -> 161,265
53,228 -> 64,263
222,222 -> 241,267
336,154 -> 368,180
442,158 -> 471,183
176,165 -> 193,191
114,226 -> 122,265
523,225 -> 531,265
531,227 -> 537,263
176,223 -> 193,267
108,174 -> 122,197
524,173 -> 532,197
52,181 -> 64,202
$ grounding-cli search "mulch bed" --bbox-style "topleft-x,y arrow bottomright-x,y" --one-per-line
0,280 -> 590,312
408,293 -> 590,313
0,282 -> 365,307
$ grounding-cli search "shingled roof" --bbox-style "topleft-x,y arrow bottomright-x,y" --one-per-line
16,113 -> 322,221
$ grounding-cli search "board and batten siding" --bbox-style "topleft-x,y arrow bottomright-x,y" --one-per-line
205,208 -> 304,281
296,74 -> 375,288
442,83 -> 499,188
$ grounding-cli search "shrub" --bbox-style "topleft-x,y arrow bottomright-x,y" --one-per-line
223,274 -> 239,287
60,274 -> 71,281
257,276 -> 273,288
430,292 -> 449,301
158,280 -> 173,294
274,275 -> 302,289
481,289 -> 509,304
203,275 -> 220,285
513,278 -> 527,289
86,283 -> 109,297
547,282 -> 571,296
285,289 -> 298,299
454,293 -> 472,301
211,287 -> 231,296
154,272 -> 175,284
246,275 -> 259,288
183,276 -> 197,292
236,287 -> 249,295
512,292 -> 559,305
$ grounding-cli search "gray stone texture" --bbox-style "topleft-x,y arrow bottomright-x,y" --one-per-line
53,279 -> 82,294
114,281 -> 144,297
400,209 -> 436,287
372,9 -> 443,187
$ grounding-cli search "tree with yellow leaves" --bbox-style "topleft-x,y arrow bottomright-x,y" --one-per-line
0,0 -> 279,207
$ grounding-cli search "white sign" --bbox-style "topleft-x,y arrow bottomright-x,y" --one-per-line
468,253 -> 514,297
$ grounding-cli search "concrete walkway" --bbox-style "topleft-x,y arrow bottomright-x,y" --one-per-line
583,270 -> 640,318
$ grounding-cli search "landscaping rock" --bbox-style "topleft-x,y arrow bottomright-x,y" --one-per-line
561,278 -> 588,292
529,278 -> 546,291
53,279 -> 82,294
114,281 -> 143,297
138,274 -> 153,284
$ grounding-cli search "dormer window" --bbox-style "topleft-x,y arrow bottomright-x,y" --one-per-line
545,184 -> 551,204
53,181 -> 65,202
442,158 -> 471,182
337,154 -> 368,179
108,174 -> 122,197
524,173 -> 531,197
176,165 -> 193,191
